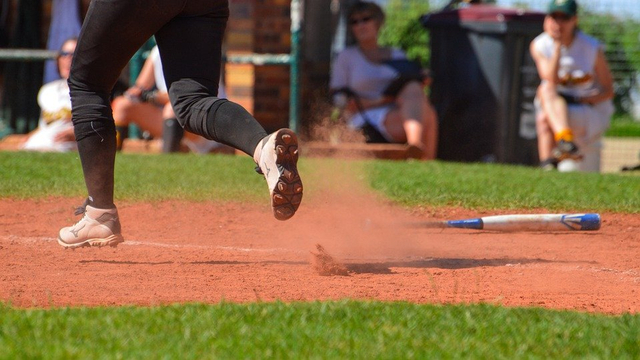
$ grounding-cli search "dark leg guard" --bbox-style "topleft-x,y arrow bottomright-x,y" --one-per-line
169,78 -> 267,156
115,125 -> 129,151
73,120 -> 118,209
162,118 -> 184,153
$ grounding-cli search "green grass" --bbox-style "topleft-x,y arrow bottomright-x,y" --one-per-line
368,160 -> 640,213
0,151 -> 266,202
1,301 -> 638,359
1,151 -> 638,213
605,114 -> 640,137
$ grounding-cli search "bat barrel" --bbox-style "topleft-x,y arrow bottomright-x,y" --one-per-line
442,213 -> 601,231
480,213 -> 601,231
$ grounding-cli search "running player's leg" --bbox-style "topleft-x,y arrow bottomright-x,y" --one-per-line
60,1 -> 180,247
157,2 -> 302,220
156,2 -> 267,155
69,1 -> 179,208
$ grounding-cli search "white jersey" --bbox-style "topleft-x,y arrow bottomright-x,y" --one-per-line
22,79 -> 76,152
330,46 -> 407,100
149,46 -> 168,93
38,79 -> 72,122
532,30 -> 614,172
329,46 -> 406,137
532,30 -> 601,98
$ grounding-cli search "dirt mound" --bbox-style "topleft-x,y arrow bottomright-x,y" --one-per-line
311,244 -> 349,276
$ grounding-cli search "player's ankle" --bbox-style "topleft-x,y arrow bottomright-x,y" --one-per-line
252,134 -> 269,164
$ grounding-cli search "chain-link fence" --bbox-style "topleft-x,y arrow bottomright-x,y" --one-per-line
501,0 -> 639,171
424,0 -> 640,119
391,0 -> 640,171
502,0 -> 640,119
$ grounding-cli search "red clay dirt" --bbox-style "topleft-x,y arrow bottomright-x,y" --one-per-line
1,181 -> 639,314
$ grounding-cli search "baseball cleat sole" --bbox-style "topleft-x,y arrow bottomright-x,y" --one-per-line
58,234 -> 124,249
271,129 -> 303,220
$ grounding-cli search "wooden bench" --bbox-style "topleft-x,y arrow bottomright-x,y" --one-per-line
0,134 -> 28,151
301,141 -> 416,160
0,134 -> 418,160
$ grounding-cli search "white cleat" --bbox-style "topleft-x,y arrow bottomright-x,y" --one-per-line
58,203 -> 124,249
257,129 -> 303,220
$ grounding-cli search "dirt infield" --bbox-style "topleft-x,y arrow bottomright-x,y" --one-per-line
1,188 -> 638,314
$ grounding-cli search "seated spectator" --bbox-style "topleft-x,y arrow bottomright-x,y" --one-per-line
21,38 -> 77,152
530,0 -> 614,172
113,46 -> 225,153
329,1 -> 438,160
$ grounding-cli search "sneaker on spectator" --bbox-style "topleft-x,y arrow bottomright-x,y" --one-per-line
58,201 -> 124,249
256,129 -> 303,220
551,139 -> 582,162
540,158 -> 558,171
406,144 -> 424,160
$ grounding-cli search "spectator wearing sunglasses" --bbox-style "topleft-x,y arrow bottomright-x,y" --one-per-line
330,1 -> 438,160
530,0 -> 614,172
21,38 -> 78,152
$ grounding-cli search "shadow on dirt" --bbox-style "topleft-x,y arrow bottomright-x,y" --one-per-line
344,257 -> 597,274
79,260 -> 174,266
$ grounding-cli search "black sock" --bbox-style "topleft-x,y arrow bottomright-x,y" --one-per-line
169,78 -> 267,156
74,120 -> 117,208
115,125 -> 129,151
162,118 -> 184,153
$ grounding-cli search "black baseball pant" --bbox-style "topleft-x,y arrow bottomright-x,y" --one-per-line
68,0 -> 267,208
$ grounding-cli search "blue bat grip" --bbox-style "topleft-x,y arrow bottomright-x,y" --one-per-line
446,218 -> 484,229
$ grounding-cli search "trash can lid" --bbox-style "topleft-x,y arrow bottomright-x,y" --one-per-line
422,4 -> 545,26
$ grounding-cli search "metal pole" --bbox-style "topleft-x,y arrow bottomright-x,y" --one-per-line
0,49 -> 58,61
289,0 -> 302,132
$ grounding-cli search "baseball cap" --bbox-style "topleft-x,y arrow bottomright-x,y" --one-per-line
547,0 -> 578,16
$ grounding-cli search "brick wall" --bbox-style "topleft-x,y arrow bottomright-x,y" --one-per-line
227,0 -> 254,52
226,0 -> 334,134
227,0 -> 255,112
252,0 -> 292,132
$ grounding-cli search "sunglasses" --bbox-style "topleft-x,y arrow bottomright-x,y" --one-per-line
349,15 -> 373,25
58,51 -> 74,58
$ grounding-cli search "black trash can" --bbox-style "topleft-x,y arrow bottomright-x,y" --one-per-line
422,5 -> 545,164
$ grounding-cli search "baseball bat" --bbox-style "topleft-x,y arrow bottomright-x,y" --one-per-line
413,213 -> 601,231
